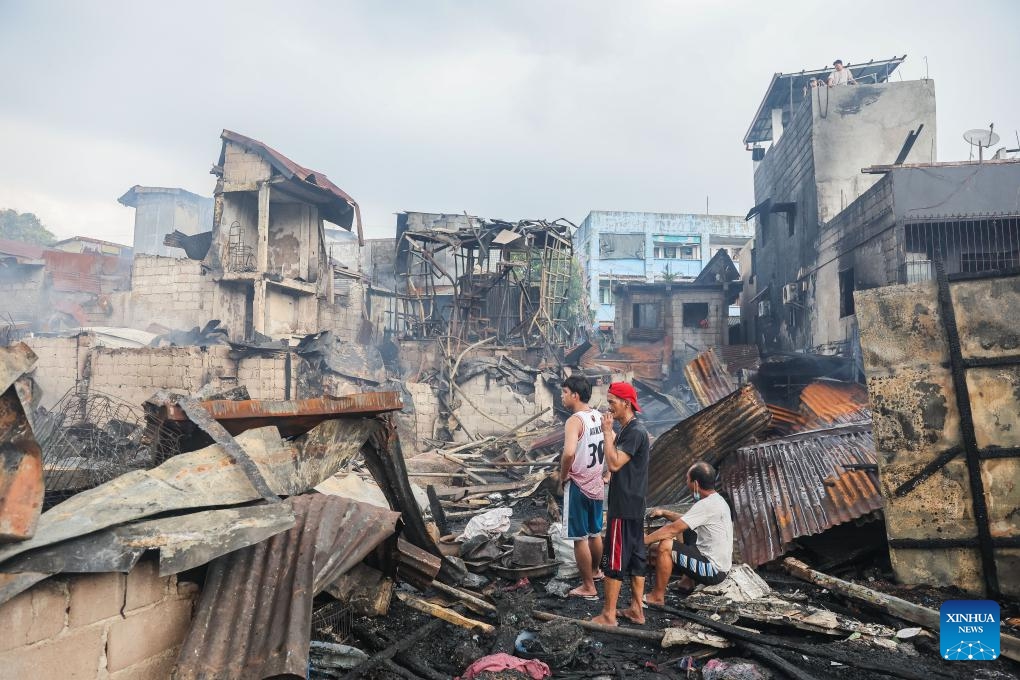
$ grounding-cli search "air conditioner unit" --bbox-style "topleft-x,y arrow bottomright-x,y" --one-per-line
782,283 -> 798,305
757,300 -> 771,317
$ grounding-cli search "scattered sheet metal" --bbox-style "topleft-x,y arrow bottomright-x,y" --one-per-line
721,424 -> 883,568
359,419 -> 469,584
684,348 -> 736,408
163,229 -> 213,260
647,384 -> 771,506
173,494 -> 399,680
0,503 -> 295,577
0,419 -> 380,570
0,343 -> 42,541
150,391 -> 402,438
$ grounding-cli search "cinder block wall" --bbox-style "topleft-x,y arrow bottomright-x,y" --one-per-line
88,345 -> 239,407
0,560 -> 198,679
128,256 -> 217,332
24,335 -> 90,409
23,338 -> 297,410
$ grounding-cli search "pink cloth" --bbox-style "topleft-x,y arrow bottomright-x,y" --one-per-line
457,652 -> 551,680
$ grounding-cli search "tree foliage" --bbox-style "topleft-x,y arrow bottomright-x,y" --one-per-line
0,209 -> 56,245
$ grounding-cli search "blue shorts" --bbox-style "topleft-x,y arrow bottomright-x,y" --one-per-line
563,481 -> 604,540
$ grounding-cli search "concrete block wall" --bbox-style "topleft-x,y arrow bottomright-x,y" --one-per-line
237,354 -> 293,400
404,381 -> 439,451
318,280 -> 366,343
88,345 -> 238,408
453,371 -> 544,437
0,560 -> 198,679
0,265 -> 44,321
128,256 -> 216,332
25,335 -> 90,409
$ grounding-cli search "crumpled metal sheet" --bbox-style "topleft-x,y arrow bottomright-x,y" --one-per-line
721,424 -> 883,567
0,503 -> 296,577
684,348 -> 737,408
0,343 -> 42,542
173,494 -> 400,680
360,419 -> 468,584
0,418 -> 380,569
648,384 -> 771,506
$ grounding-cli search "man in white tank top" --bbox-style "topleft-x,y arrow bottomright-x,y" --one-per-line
558,375 -> 606,600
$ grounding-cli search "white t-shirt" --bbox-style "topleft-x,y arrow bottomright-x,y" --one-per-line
829,67 -> 854,86
681,492 -> 733,572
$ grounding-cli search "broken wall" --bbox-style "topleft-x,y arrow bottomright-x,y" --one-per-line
856,276 -> 1020,598
0,561 -> 197,679
23,336 -> 300,409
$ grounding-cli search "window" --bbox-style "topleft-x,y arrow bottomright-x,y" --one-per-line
653,244 -> 701,260
599,282 -> 612,305
600,233 -> 645,260
683,302 -> 710,328
839,268 -> 855,318
632,303 -> 661,329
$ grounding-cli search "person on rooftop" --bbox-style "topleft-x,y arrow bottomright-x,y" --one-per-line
827,59 -> 857,87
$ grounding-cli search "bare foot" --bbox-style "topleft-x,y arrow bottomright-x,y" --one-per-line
617,608 -> 645,625
591,613 -> 618,626
593,570 -> 605,581
568,586 -> 598,599
643,594 -> 666,607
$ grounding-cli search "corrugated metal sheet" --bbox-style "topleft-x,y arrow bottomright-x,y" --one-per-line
717,344 -> 761,374
647,384 -> 771,506
800,380 -> 871,428
174,494 -> 400,680
0,419 -> 380,570
0,238 -> 45,261
722,424 -> 883,567
684,348 -> 736,408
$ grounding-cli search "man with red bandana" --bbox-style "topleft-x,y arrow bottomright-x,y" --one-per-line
592,381 -> 650,627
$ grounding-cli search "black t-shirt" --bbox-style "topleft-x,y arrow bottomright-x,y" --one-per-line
607,418 -> 650,520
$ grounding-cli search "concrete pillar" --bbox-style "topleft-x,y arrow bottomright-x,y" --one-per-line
771,108 -> 784,143
256,182 -> 270,274
253,280 -> 267,336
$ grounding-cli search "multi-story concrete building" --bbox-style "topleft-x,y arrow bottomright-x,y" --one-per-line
575,211 -> 752,330
740,56 -> 1020,357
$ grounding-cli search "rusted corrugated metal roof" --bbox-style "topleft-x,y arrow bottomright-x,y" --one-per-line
0,238 -> 45,261
721,424 -> 883,567
800,380 -> 871,428
647,384 -> 771,506
174,494 -> 400,680
717,344 -> 761,374
219,129 -> 361,238
684,348 -> 736,408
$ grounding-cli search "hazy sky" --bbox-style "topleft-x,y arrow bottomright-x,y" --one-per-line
1,1 -> 1018,243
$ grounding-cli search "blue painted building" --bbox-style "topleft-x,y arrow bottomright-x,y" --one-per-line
575,211 -> 753,328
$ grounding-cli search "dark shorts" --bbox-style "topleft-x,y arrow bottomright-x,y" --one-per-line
563,481 -> 604,540
671,529 -> 727,585
602,517 -> 646,579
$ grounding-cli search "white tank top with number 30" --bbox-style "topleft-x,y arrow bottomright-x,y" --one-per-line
568,409 -> 605,500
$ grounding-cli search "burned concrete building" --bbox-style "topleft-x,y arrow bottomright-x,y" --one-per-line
741,56 -> 934,353
127,130 -> 367,343
610,249 -> 743,377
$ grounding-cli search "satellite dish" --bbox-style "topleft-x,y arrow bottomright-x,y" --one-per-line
964,125 -> 999,161
963,129 -> 1000,147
